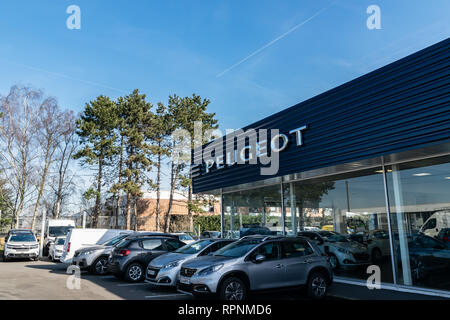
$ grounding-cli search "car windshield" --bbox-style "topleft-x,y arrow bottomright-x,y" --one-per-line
56,238 -> 66,245
175,240 -> 212,254
101,234 -> 129,246
213,240 -> 261,258
179,234 -> 193,241
9,234 -> 36,242
49,226 -> 73,237
318,231 -> 349,243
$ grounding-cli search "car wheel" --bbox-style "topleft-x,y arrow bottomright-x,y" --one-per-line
92,256 -> 109,275
124,263 -> 144,282
329,254 -> 339,270
307,272 -> 328,299
371,248 -> 382,262
219,277 -> 247,301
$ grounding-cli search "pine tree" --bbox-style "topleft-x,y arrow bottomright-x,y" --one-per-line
74,95 -> 119,228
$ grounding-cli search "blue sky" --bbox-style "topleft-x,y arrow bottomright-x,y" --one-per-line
0,0 -> 449,132
0,1 -> 449,202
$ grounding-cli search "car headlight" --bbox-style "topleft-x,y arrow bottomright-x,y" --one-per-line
338,248 -> 351,254
198,264 -> 224,276
164,261 -> 181,269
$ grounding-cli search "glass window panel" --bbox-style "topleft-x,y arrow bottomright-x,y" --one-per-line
223,185 -> 282,239
386,155 -> 450,291
286,167 -> 393,283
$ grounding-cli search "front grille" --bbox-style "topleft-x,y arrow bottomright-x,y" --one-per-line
178,282 -> 193,292
180,267 -> 197,277
353,253 -> 370,261
146,267 -> 160,279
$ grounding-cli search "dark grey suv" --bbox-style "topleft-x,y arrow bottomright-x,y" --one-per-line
177,236 -> 333,300
107,235 -> 186,282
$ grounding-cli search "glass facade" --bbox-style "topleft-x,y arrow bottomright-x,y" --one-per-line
221,154 -> 450,293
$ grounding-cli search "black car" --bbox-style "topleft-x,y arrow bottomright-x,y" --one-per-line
107,235 -> 186,282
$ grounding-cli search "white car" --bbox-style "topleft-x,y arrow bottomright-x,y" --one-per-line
3,230 -> 39,262
48,236 -> 66,262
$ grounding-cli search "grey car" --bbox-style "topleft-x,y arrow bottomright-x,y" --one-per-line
146,239 -> 235,286
177,236 -> 333,300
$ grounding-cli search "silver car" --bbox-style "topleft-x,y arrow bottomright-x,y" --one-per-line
146,239 -> 235,286
298,231 -> 371,269
72,232 -> 133,274
177,236 -> 333,300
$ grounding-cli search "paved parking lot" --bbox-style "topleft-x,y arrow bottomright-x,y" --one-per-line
0,258 -> 330,300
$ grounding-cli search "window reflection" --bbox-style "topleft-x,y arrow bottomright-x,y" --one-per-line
386,156 -> 450,291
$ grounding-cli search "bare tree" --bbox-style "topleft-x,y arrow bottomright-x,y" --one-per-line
50,111 -> 78,219
30,97 -> 70,230
0,85 -> 41,228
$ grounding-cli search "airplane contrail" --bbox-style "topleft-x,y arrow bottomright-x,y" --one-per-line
216,1 -> 336,78
1,59 -> 128,94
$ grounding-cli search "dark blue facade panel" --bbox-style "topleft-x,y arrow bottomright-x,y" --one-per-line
192,38 -> 450,193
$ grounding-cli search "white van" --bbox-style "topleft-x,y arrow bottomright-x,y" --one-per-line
420,210 -> 450,238
60,229 -> 129,264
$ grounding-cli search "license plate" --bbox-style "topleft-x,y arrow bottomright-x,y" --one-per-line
179,276 -> 190,285
148,269 -> 156,276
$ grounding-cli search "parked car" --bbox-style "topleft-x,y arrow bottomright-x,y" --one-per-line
184,232 -> 199,240
3,230 -> 39,262
48,236 -> 67,261
239,224 -> 271,237
420,210 -> 450,238
71,231 -> 135,274
200,231 -> 221,239
107,235 -> 186,282
60,228 -> 129,264
366,229 -> 391,262
401,233 -> 450,283
298,231 -> 370,269
146,238 -> 235,287
177,235 -> 333,300
436,228 -> 450,242
172,233 -> 196,244
43,219 -> 75,256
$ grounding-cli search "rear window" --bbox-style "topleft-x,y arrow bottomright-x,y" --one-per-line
116,238 -> 133,248
56,238 -> 66,245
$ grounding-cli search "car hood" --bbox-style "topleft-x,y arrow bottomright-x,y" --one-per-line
181,255 -> 235,269
7,241 -> 38,246
150,252 -> 192,268
330,241 -> 367,252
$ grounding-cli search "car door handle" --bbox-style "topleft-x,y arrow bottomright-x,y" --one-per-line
303,259 -> 313,264
274,264 -> 283,268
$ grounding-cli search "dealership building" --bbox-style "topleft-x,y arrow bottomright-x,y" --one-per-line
192,38 -> 450,298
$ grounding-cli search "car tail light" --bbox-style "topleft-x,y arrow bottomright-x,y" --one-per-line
67,242 -> 71,252
119,249 -> 130,256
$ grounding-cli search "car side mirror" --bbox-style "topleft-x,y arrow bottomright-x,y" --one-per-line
254,254 -> 266,263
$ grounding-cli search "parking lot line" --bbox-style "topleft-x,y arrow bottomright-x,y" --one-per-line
145,293 -> 189,299
117,282 -> 149,287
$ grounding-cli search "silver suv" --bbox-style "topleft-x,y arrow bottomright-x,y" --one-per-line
177,236 -> 333,300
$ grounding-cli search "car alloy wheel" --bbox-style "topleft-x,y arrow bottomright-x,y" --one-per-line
128,265 -> 143,281
95,258 -> 108,274
311,275 -> 327,298
224,280 -> 244,300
